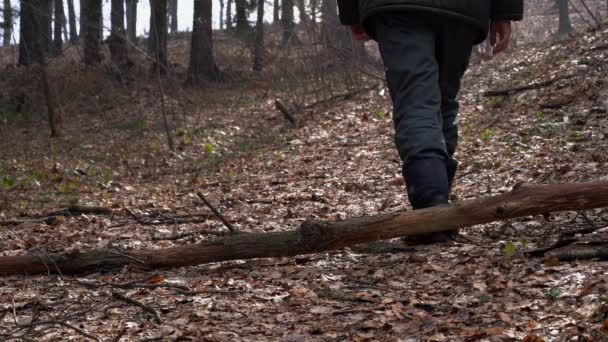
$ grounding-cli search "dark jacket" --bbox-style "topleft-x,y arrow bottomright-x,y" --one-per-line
337,0 -> 524,43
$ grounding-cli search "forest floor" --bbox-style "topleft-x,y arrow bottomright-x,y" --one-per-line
1,27 -> 608,341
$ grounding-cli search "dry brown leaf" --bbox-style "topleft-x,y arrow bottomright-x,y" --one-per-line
144,274 -> 165,284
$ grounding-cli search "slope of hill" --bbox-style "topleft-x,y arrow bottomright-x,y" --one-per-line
1,24 -> 607,341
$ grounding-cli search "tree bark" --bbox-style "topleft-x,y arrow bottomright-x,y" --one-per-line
273,0 -> 279,24
67,0 -> 77,42
187,0 -> 218,83
149,0 -> 168,75
168,0 -> 177,33
218,0 -> 224,30
2,181 -> 608,276
225,0 -> 232,30
253,0 -> 264,71
79,0 -> 85,41
557,0 -> 573,34
110,0 -> 130,69
125,0 -> 137,42
2,0 -> 12,46
54,0 -> 65,54
281,0 -> 294,44
234,0 -> 249,33
297,0 -> 308,24
83,0 -> 102,64
40,0 -> 53,54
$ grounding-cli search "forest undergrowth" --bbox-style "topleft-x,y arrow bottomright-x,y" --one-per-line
1,25 -> 608,341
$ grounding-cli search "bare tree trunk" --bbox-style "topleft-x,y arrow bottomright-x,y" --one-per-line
218,0 -> 224,30
125,0 -> 137,42
19,0 -> 35,65
79,0 -> 86,41
310,0 -> 317,23
297,0 -> 308,24
226,0 -> 232,30
149,0 -> 168,75
54,0 -> 65,54
188,0 -> 218,82
557,0 -> 573,34
67,0 -> 77,42
2,0 -> 13,46
273,0 -> 279,24
40,0 -> 53,54
110,0 -> 130,69
253,0 -> 264,71
234,0 -> 249,33
84,0 -> 103,64
2,181 -> 608,276
321,0 -> 350,55
281,0 -> 294,44
28,0 -> 60,136
168,0 -> 177,33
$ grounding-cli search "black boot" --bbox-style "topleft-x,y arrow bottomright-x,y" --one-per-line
446,158 -> 458,193
401,158 -> 459,245
403,158 -> 449,209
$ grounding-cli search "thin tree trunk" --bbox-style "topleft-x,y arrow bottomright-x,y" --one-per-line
19,0 -> 36,65
273,0 -> 279,24
40,0 -> 53,54
79,0 -> 86,41
67,0 -> 77,42
188,0 -> 218,82
84,0 -> 102,64
226,0 -> 232,30
149,0 -> 168,75
281,0 -> 294,44
125,0 -> 137,42
110,0 -> 130,68
310,0 -> 317,23
2,181 -> 608,276
253,0 -> 264,71
54,0 -> 65,54
168,0 -> 177,33
28,0 -> 60,136
297,0 -> 307,24
218,0 -> 224,30
2,0 -> 13,46
234,0 -> 248,33
557,0 -> 573,34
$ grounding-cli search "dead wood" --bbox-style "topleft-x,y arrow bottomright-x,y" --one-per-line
196,192 -> 236,233
483,75 -> 573,97
546,242 -> 608,261
0,205 -> 114,226
1,181 -> 608,276
112,290 -> 162,324
275,99 -> 297,124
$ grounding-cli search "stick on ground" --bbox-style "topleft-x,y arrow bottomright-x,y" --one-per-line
1,181 -> 608,276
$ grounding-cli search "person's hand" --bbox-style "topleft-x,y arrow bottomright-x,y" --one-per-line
490,20 -> 512,54
351,24 -> 370,41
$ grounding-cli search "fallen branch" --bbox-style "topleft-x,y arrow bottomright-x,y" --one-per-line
275,99 -> 297,125
1,181 -> 608,276
0,205 -> 114,226
58,321 -> 100,342
111,291 -> 162,324
483,75 -> 574,97
196,192 -> 236,233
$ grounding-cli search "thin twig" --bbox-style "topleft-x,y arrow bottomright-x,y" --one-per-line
152,229 -> 229,241
58,321 -> 100,341
112,291 -> 162,324
112,328 -> 127,342
196,192 -> 236,234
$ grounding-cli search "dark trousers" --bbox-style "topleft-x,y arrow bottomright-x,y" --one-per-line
367,13 -> 475,208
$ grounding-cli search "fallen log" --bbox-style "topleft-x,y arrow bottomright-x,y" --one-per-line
1,181 -> 608,276
483,75 -> 573,97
